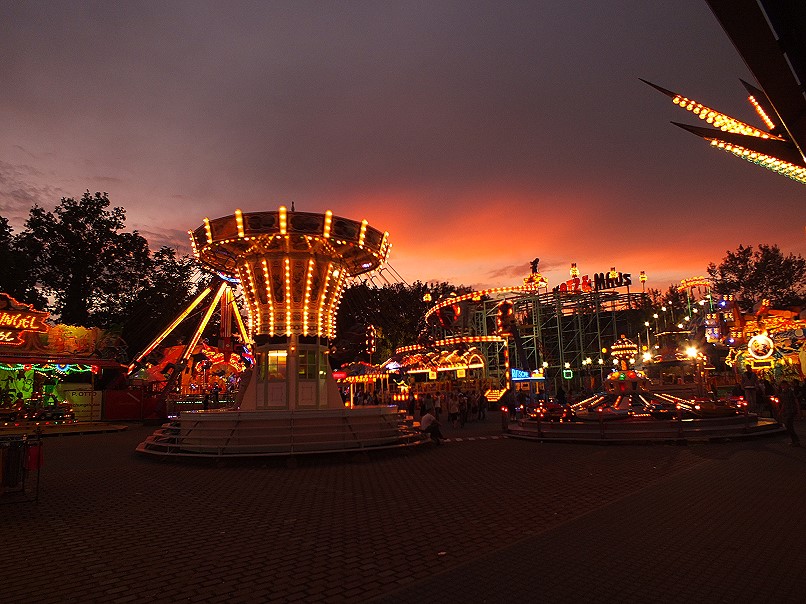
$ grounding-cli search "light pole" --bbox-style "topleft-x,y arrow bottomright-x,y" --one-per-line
644,321 -> 651,350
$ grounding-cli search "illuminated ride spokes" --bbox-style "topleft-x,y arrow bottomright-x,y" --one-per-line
190,207 -> 390,340
642,0 -> 806,189
187,207 -> 392,412
127,279 -> 251,400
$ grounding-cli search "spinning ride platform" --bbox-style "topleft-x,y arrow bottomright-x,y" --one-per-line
508,336 -> 783,443
137,207 -> 428,458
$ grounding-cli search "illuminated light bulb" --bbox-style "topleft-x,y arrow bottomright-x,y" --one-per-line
279,206 -> 287,235
203,218 -> 213,244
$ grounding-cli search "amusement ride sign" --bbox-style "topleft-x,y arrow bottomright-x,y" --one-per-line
0,294 -> 49,346
553,269 -> 632,295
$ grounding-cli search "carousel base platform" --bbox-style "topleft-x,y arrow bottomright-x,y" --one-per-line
506,414 -> 783,444
135,406 -> 428,459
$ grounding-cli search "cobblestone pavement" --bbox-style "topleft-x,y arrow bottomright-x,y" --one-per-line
2,417 -> 804,603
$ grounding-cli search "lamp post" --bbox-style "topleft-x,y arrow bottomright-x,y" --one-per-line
686,346 -> 704,396
644,321 -> 651,350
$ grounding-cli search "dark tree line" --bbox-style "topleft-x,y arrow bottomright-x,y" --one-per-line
334,280 -> 470,364
707,244 -> 806,311
0,192 -> 204,358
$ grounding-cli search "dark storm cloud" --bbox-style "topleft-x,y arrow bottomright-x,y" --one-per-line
1,0 -> 744,202
0,161 -> 66,218
0,0 -> 802,288
132,225 -> 192,253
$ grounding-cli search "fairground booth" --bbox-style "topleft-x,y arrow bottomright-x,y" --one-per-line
0,293 -> 127,422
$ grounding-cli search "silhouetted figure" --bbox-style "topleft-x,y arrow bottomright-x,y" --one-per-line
777,381 -> 800,446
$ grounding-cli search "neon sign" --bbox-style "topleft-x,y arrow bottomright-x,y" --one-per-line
0,294 -> 49,346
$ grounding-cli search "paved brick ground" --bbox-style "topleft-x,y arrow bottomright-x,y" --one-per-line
1,416 -> 804,603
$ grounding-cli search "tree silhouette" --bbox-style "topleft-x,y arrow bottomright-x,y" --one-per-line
708,244 -> 806,310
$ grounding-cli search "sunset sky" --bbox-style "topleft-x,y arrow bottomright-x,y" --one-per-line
2,0 -> 803,293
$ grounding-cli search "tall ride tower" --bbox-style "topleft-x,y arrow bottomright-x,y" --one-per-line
190,207 -> 391,410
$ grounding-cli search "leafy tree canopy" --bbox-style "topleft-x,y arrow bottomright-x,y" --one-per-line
707,244 -> 806,311
14,191 -> 152,326
0,216 -> 46,308
2,192 -> 202,361
335,280 -> 470,364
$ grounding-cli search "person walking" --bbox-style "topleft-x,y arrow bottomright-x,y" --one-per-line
741,365 -> 760,414
777,380 -> 801,446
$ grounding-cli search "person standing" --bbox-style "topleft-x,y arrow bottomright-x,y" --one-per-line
433,393 -> 442,421
777,381 -> 801,446
478,391 -> 488,421
741,365 -> 759,414
424,393 -> 435,415
459,393 -> 468,427
448,394 -> 460,428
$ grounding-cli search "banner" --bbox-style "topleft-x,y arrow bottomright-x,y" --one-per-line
58,386 -> 102,421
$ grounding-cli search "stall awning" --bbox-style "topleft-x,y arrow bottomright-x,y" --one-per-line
0,355 -> 125,369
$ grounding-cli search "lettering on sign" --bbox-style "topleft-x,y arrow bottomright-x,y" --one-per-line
0,293 -> 49,346
553,271 -> 632,294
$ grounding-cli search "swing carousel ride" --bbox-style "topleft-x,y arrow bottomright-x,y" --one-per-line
137,207 -> 425,458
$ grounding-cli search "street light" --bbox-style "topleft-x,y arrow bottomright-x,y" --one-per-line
644,321 -> 651,348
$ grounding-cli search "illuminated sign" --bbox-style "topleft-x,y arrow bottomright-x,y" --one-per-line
553,271 -> 632,294
0,294 -> 49,346
747,334 -> 774,360
593,271 -> 631,291
511,368 -> 546,381
562,369 -> 574,380
332,371 -> 348,380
